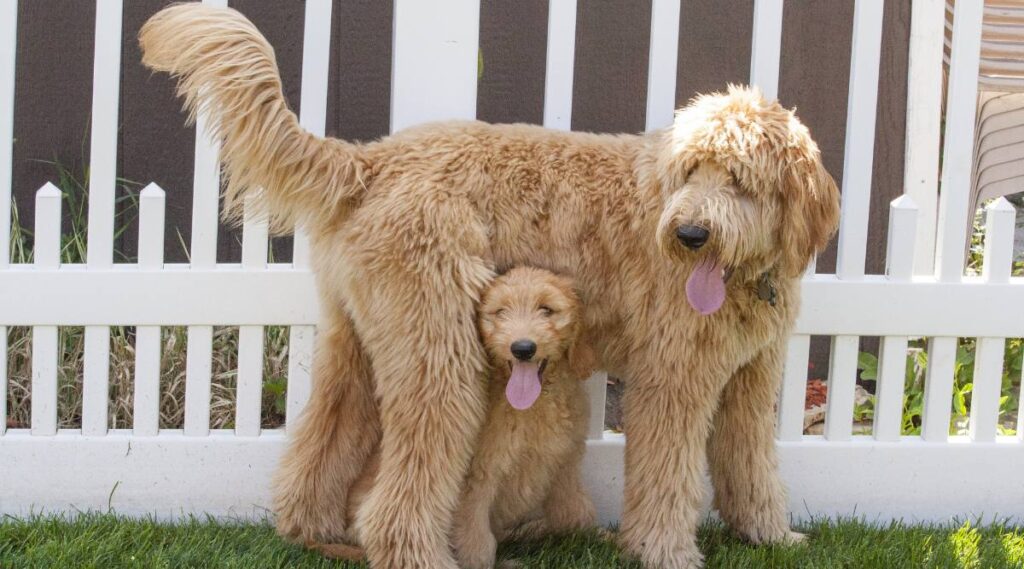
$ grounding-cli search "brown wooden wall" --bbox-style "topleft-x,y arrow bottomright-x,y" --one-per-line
12,0 -> 910,275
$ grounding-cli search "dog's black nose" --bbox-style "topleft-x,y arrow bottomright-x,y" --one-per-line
510,339 -> 537,361
676,225 -> 709,250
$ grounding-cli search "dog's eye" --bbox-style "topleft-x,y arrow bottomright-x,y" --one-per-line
492,308 -> 507,318
539,305 -> 555,317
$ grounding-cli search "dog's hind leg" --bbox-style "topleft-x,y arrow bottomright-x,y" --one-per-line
346,228 -> 493,569
708,340 -> 802,545
272,306 -> 380,544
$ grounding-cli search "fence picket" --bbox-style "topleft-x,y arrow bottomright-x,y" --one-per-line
293,0 -> 332,268
934,0 -> 983,281
390,0 -> 480,132
903,0 -> 944,275
0,0 -> 17,436
921,336 -> 956,442
0,0 -> 15,270
133,184 -> 165,437
82,0 -> 124,437
969,198 -> 1016,442
0,322 -> 5,435
820,0 -> 884,442
286,326 -> 313,426
749,0 -> 783,99
85,0 -> 122,269
185,326 -> 213,436
971,337 -> 1004,441
824,335 -> 859,441
1020,364 -> 1024,443
31,184 -> 62,436
237,199 -> 269,436
645,0 -> 681,131
181,0 -> 228,438
543,0 -> 578,130
835,0 -> 884,280
282,0 -> 333,430
236,327 -> 263,436
82,329 -> 110,434
587,371 -> 608,439
777,334 -> 811,441
874,196 -> 918,441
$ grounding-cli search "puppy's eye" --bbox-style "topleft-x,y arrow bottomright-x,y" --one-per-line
539,305 -> 555,317
492,308 -> 508,318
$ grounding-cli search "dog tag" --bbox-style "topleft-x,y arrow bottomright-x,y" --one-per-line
757,274 -> 777,307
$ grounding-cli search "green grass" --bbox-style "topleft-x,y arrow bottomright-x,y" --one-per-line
2,514 -> 1024,568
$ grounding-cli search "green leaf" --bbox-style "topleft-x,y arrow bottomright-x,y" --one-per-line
264,378 -> 286,396
857,352 -> 878,380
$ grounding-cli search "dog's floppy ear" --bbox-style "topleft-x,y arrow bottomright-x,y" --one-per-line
777,137 -> 840,278
568,339 -> 597,380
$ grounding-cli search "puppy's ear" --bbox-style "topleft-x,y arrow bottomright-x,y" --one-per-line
777,141 -> 840,278
568,340 -> 597,380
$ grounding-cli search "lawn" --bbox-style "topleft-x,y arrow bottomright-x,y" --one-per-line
2,514 -> 1023,568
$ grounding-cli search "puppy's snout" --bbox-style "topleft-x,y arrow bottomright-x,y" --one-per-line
675,225 -> 709,250
510,339 -> 537,361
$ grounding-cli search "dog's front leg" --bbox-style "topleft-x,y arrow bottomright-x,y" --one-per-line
452,479 -> 500,569
618,366 -> 725,569
708,340 -> 802,545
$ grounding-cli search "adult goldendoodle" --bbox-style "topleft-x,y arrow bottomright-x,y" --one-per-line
141,5 -> 839,568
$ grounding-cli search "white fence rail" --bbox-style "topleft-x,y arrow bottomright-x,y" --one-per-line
1,0 -> 1023,525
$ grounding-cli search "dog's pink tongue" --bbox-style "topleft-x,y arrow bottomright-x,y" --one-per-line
506,362 -> 542,410
686,257 -> 727,315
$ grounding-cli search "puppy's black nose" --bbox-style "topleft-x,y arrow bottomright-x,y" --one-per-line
676,225 -> 709,250
510,339 -> 537,361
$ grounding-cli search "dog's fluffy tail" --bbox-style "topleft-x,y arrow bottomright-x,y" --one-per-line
140,4 -> 365,233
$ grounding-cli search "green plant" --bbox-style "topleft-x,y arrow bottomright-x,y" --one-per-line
851,200 -> 1024,436
856,338 -> 1022,436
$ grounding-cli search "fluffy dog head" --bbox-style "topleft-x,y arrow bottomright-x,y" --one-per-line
478,267 -> 594,411
653,86 -> 840,314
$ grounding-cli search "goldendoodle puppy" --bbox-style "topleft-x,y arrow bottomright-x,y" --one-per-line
140,5 -> 839,568
312,267 -> 597,568
455,267 -> 596,567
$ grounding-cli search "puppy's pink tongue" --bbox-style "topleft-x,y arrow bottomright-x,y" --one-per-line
686,257 -> 726,315
506,362 -> 542,410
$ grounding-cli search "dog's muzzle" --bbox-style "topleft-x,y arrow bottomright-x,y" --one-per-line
675,225 -> 709,250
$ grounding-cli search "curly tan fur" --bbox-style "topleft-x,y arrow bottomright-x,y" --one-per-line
140,5 -> 839,568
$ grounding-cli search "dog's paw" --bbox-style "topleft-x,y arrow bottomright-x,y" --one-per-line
782,530 -> 807,545
454,529 -> 498,569
617,532 -> 704,569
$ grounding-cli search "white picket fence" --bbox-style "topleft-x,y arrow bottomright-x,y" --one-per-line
1,0 -> 1023,525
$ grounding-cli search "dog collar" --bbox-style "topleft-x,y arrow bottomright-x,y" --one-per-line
757,272 -> 777,307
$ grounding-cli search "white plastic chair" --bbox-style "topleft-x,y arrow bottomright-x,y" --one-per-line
947,1 -> 1024,213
